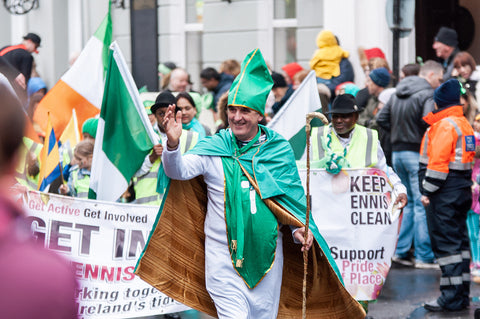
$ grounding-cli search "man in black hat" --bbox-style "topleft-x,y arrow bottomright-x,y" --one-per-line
311,94 -> 407,203
309,93 -> 407,315
133,91 -> 199,206
0,33 -> 41,82
0,33 -> 42,105
432,26 -> 459,81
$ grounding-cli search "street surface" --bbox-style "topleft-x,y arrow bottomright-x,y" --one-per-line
144,263 -> 480,319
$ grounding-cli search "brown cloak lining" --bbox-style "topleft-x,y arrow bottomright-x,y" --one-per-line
135,177 -> 365,318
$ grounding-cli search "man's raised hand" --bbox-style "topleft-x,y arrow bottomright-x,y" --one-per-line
163,104 -> 183,150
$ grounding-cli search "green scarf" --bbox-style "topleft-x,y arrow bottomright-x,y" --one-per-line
157,125 -> 344,287
306,125 -> 350,174
221,129 -> 278,288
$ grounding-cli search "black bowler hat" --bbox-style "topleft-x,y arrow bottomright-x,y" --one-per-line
151,91 -> 176,114
327,94 -> 359,114
23,33 -> 41,46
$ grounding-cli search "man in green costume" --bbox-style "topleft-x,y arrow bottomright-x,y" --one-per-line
136,49 -> 365,319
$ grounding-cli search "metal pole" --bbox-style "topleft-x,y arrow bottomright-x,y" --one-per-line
392,0 -> 400,86
303,112 -> 329,319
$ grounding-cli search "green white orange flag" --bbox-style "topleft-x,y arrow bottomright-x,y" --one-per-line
267,70 -> 324,160
88,42 -> 159,202
33,7 -> 112,137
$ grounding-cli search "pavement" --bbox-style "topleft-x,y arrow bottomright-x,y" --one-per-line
145,262 -> 480,319
368,263 -> 480,319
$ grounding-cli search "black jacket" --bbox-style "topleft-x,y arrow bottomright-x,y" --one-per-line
0,45 -> 33,83
212,73 -> 234,109
376,76 -> 434,152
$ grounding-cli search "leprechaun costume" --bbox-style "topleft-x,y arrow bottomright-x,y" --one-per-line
135,49 -> 365,318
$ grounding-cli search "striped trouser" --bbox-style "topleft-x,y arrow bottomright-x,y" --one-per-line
426,185 -> 471,311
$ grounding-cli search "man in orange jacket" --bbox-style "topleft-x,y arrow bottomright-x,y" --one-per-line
420,79 -> 475,312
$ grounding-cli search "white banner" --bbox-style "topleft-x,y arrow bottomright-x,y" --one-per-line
299,168 -> 401,301
23,191 -> 189,318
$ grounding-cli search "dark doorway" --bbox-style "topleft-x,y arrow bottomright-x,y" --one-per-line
415,0 -> 475,61
130,0 -> 158,91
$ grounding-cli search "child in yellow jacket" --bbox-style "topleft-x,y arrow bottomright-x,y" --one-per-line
309,30 -> 349,81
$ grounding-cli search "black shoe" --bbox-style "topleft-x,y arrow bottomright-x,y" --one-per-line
424,299 -> 445,312
474,308 -> 480,319
392,255 -> 414,267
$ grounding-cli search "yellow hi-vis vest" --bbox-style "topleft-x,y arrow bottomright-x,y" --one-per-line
133,130 -> 199,206
311,124 -> 378,168
15,137 -> 42,190
71,169 -> 91,199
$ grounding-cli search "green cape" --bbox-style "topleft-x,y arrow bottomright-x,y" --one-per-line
188,125 -> 343,281
136,125 -> 365,317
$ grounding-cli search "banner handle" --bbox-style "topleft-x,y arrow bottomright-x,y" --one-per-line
303,112 -> 328,318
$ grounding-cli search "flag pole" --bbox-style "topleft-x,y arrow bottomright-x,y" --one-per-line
303,111 -> 329,319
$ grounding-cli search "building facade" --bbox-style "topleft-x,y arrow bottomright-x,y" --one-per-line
1,0 -> 477,92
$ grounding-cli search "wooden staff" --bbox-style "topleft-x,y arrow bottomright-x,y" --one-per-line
303,112 -> 329,319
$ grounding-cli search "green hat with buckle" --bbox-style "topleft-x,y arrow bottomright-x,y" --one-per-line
228,48 -> 273,115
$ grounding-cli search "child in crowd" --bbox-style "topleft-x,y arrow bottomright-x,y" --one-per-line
470,114 -> 480,283
309,30 -> 349,85
59,140 -> 94,198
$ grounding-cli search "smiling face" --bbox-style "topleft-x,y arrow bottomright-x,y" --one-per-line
331,112 -> 358,138
176,97 -> 197,124
227,105 -> 263,141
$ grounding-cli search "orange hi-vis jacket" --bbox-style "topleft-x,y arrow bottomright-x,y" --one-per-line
419,105 -> 475,195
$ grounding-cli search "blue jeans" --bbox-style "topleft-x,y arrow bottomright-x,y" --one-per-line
393,151 -> 434,262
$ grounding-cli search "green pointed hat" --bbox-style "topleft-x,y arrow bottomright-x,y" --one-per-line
228,48 -> 273,115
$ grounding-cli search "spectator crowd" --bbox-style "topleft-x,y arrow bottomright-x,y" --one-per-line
2,24 -> 480,317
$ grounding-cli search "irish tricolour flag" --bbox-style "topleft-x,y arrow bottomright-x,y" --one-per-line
88,42 -> 159,202
34,8 -> 112,136
267,70 -> 325,159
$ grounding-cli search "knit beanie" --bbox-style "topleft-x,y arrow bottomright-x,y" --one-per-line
435,27 -> 458,47
281,62 -> 303,81
369,67 -> 390,88
434,78 -> 460,109
271,72 -> 287,88
364,47 -> 386,60
82,118 -> 98,139
344,83 -> 361,97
